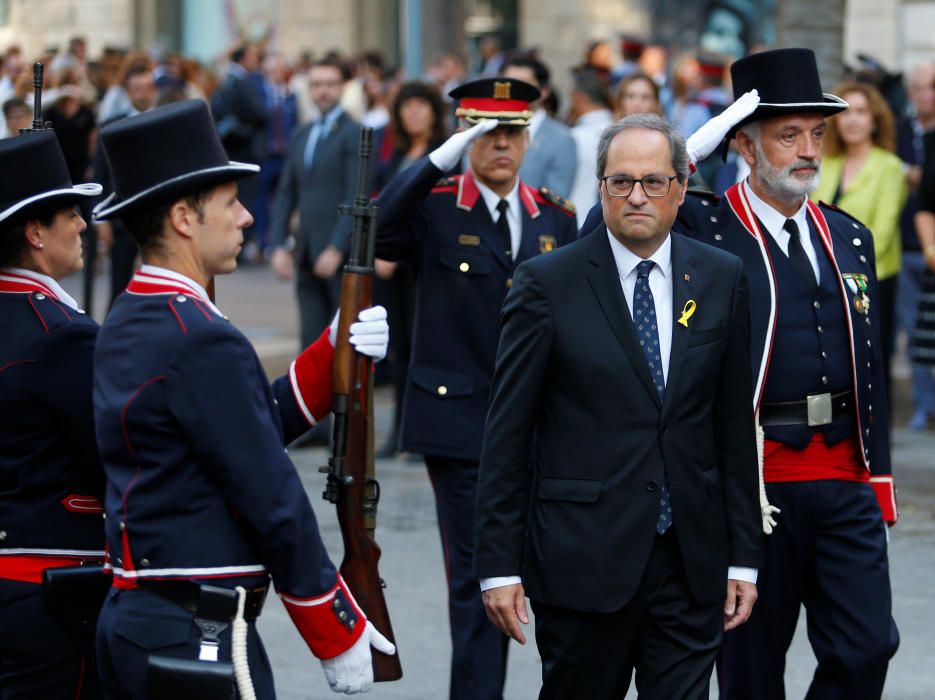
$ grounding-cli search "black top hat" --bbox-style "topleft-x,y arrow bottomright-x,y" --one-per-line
94,99 -> 259,221
450,78 -> 541,126
729,48 -> 848,133
0,130 -> 101,231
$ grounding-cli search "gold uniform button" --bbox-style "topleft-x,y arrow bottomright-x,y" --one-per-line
437,385 -> 448,396
459,262 -> 470,273
506,278 -> 513,288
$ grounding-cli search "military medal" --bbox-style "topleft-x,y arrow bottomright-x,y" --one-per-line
842,273 -> 870,315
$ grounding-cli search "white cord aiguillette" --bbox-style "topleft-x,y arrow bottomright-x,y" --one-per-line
232,586 -> 256,700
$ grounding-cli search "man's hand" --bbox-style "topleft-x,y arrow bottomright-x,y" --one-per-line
686,89 -> 760,165
320,620 -> 396,694
724,579 -> 757,631
428,119 -> 498,172
374,259 -> 397,280
314,245 -> 344,279
482,583 -> 529,644
271,247 -> 294,281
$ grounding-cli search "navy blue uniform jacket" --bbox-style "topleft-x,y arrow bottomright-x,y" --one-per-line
376,157 -> 578,461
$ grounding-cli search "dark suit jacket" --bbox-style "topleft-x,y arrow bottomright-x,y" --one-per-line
474,230 -> 762,611
269,111 -> 360,264
376,158 -> 578,461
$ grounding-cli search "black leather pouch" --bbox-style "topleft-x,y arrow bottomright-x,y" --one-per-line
42,565 -> 113,634
146,656 -> 235,700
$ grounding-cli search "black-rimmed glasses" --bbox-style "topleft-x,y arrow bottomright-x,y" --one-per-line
601,174 -> 678,198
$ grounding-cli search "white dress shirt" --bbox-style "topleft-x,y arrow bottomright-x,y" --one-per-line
569,108 -> 613,228
480,231 -> 756,592
136,265 -> 225,318
474,177 -> 521,260
743,180 -> 820,282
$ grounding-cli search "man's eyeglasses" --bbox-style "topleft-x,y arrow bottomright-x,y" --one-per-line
601,174 -> 678,198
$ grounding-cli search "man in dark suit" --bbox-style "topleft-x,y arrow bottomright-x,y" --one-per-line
376,77 -> 578,700
475,113 -> 763,699
269,56 -> 360,348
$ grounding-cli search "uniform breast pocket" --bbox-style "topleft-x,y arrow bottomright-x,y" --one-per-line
687,324 -> 726,349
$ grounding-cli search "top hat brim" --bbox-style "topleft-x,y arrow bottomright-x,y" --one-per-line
0,183 -> 103,228
729,93 -> 849,137
93,161 -> 260,221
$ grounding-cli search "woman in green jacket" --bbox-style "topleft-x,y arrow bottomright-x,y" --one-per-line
813,81 -> 908,397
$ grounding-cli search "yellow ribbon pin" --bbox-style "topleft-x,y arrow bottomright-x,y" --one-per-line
677,300 -> 697,327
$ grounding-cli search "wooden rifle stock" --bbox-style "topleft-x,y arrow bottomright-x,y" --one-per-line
321,127 -> 402,681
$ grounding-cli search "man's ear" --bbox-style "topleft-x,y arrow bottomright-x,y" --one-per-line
735,133 -> 757,169
167,199 -> 197,240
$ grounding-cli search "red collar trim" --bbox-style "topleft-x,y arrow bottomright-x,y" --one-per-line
724,182 -> 760,239
519,181 -> 541,219
127,270 -> 208,302
456,171 -> 480,210
0,271 -> 59,299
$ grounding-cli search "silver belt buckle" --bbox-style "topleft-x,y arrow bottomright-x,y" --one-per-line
806,393 -> 833,427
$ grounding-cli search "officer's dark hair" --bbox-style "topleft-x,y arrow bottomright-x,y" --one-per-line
122,190 -> 211,258
503,54 -> 550,90
572,66 -> 611,109
595,113 -> 690,183
0,210 -> 57,268
122,64 -> 153,87
390,81 -> 447,154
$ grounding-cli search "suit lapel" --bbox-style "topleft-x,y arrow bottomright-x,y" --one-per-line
586,231 -> 663,408
662,234 -> 695,417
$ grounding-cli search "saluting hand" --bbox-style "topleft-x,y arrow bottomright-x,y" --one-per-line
428,119 -> 499,172
685,89 -> 760,165
482,583 -> 530,644
724,579 -> 758,631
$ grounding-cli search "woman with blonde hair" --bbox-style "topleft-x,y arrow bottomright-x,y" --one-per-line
812,81 -> 908,395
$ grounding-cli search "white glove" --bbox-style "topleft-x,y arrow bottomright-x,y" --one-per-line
685,89 -> 760,165
320,621 -> 396,694
329,306 -> 390,361
428,119 -> 499,172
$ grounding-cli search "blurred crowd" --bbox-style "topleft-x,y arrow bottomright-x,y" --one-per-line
2,33 -> 934,434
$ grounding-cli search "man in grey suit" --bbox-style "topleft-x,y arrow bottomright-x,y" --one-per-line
502,56 -> 577,198
270,56 -> 360,348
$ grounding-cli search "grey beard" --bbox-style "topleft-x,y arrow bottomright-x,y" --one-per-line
754,141 -> 821,202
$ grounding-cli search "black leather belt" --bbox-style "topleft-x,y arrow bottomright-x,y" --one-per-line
759,390 -> 854,427
138,580 -> 268,622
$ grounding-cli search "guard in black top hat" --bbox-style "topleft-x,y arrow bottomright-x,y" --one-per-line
0,129 -> 107,700
91,99 -> 394,697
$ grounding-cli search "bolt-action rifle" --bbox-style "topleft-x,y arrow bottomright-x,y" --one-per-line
320,126 -> 402,681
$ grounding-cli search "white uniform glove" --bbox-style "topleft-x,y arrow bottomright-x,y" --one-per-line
320,621 -> 396,694
329,306 -> 390,361
428,119 -> 499,172
685,89 -> 760,165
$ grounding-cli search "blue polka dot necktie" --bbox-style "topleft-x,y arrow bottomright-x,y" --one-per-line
634,260 -> 673,534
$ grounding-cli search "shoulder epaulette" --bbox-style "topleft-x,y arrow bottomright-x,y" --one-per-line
432,176 -> 459,191
28,291 -> 78,335
686,188 -> 720,205
538,187 -> 576,216
818,201 -> 869,230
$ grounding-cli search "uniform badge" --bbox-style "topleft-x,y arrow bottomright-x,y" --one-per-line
539,235 -> 556,253
458,234 -> 481,247
493,81 -> 511,100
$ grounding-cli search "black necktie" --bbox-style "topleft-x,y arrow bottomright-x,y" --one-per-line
496,199 -> 512,260
783,219 -> 816,289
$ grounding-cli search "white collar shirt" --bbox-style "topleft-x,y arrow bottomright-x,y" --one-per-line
742,179 -> 820,282
605,230 -> 673,383
138,264 -> 225,318
2,266 -> 80,310
474,176 -> 522,260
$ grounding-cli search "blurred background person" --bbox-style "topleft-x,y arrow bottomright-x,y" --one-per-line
2,96 -> 31,137
664,54 -> 711,138
502,54 -> 577,197
372,80 -> 449,457
582,39 -> 615,84
611,34 -> 646,83
913,131 -> 935,387
568,66 -> 612,227
0,47 -> 24,137
813,81 -> 907,399
613,70 -> 663,117
897,63 -> 935,429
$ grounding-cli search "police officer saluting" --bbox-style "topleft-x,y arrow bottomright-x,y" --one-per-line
0,130 -> 105,698
92,99 -> 392,698
375,78 -> 578,699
